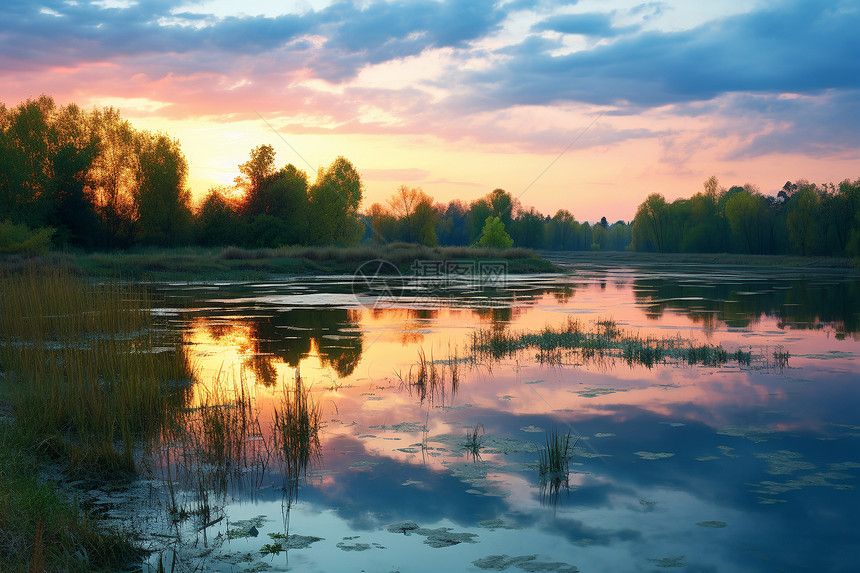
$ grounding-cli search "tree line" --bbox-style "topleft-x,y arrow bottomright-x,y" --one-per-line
631,176 -> 860,257
2,96 -> 858,257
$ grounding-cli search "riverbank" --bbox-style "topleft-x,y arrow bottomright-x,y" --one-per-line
542,250 -> 858,271
0,244 -> 559,280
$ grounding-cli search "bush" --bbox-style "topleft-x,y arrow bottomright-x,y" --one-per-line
0,220 -> 54,255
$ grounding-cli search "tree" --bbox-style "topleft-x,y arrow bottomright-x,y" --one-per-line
785,184 -> 821,255
134,133 -> 192,246
263,164 -> 310,245
475,216 -> 514,249
236,144 -> 277,216
547,210 -> 579,250
725,189 -> 770,254
308,156 -> 364,245
195,187 -> 244,246
88,106 -> 140,247
632,193 -> 667,252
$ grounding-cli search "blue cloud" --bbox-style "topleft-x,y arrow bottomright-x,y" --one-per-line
0,0 -> 505,81
533,12 -> 637,37
478,0 -> 860,108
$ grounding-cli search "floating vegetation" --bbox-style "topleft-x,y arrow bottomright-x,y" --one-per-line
472,554 -> 580,572
649,556 -> 686,568
469,317 -> 786,369
385,521 -> 478,548
634,451 -> 676,460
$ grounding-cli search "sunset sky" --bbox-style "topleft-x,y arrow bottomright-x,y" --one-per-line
3,0 -> 858,222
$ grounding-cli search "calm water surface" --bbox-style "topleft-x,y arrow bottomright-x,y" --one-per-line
127,263 -> 859,572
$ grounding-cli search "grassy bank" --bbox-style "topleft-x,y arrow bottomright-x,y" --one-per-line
0,244 -> 559,280
0,268 -> 194,570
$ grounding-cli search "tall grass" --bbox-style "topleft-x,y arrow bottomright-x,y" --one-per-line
273,368 -> 322,498
0,267 -> 194,473
0,267 -> 190,570
396,347 -> 462,405
538,430 -> 578,509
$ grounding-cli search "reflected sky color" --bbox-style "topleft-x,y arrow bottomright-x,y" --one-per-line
131,265 -> 860,571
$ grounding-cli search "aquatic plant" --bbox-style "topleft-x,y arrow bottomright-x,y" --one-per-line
396,347 -> 462,405
464,424 -> 484,460
538,429 -> 579,509
0,267 -> 194,474
469,316 -> 786,370
272,369 -> 322,495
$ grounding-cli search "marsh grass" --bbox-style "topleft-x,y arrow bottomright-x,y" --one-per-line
396,347 -> 463,405
464,424 -> 484,460
538,430 -> 579,509
272,369 -> 322,497
0,267 -> 194,570
0,420 -> 141,571
470,317 -> 786,370
0,267 -> 194,474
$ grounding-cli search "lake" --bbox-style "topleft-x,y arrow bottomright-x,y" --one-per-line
103,261 -> 859,572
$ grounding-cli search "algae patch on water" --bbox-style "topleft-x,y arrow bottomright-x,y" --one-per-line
696,521 -> 728,528
634,451 -> 675,460
472,554 -> 579,572
385,521 -> 478,548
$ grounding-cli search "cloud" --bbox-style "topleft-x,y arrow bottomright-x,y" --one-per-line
476,0 -> 860,108
532,12 -> 637,37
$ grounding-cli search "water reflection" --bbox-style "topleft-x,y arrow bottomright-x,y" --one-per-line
135,270 -> 860,572
631,272 -> 860,336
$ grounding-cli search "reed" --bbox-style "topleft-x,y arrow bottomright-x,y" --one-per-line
538,430 -> 578,509
464,424 -> 484,460
397,347 -> 463,405
469,316 -> 785,370
0,267 -> 194,473
272,369 -> 322,496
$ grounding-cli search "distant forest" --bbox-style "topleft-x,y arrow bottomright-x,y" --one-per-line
2,96 -> 859,257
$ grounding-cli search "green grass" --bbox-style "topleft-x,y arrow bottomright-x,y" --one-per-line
0,420 -> 141,571
396,347 -> 462,405
538,430 -> 578,509
0,266 -> 195,571
0,267 -> 194,474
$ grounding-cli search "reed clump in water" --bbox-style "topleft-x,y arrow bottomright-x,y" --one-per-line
273,369 -> 322,500
538,430 -> 578,509
470,317 -> 784,369
396,347 -> 462,405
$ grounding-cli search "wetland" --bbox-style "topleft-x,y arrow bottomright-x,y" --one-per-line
2,258 -> 859,572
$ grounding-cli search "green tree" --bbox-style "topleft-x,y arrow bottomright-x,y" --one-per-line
547,210 -> 579,250
195,187 -> 245,246
262,164 -> 310,245
237,144 -> 277,216
725,189 -> 771,254
308,156 -> 364,245
632,193 -> 668,252
134,133 -> 192,246
785,184 -> 821,255
475,216 -> 514,249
